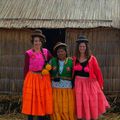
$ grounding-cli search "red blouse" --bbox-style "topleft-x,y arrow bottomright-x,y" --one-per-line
73,55 -> 104,89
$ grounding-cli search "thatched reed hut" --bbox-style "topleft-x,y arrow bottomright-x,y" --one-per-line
0,0 -> 120,94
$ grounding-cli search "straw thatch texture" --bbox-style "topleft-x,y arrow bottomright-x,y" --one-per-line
0,29 -> 32,94
66,28 -> 120,93
0,0 -> 120,28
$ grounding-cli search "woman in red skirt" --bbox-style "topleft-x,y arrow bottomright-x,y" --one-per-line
73,36 -> 110,120
22,29 -> 53,120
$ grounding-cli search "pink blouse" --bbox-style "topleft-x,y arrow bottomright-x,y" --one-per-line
24,48 -> 52,78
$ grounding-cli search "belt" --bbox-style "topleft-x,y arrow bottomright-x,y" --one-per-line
32,70 -> 42,74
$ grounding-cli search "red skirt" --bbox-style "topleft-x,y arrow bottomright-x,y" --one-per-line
22,71 -> 53,116
75,76 -> 110,120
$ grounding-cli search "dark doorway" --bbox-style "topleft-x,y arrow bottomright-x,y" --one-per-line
41,29 -> 65,55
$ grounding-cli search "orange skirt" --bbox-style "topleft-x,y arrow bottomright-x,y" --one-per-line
51,88 -> 76,120
22,71 -> 53,116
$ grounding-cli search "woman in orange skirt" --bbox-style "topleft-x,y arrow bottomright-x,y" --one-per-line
22,29 -> 53,120
50,42 -> 76,120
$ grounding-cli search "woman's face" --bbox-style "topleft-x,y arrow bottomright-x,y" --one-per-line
57,48 -> 67,60
79,42 -> 86,54
33,37 -> 42,48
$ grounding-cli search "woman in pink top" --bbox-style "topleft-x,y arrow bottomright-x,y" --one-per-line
73,36 -> 110,120
22,29 -> 53,120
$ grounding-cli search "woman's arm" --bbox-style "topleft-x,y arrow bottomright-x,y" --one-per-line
93,56 -> 104,89
24,53 -> 29,79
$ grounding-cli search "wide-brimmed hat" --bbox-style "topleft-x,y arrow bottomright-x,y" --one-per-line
31,29 -> 46,42
53,42 -> 67,51
76,35 -> 88,43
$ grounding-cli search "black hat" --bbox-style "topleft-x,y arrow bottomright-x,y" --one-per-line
76,36 -> 88,43
31,29 -> 46,42
53,42 -> 67,51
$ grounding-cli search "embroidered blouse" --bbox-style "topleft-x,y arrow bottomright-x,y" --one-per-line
24,48 -> 52,78
52,60 -> 72,88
